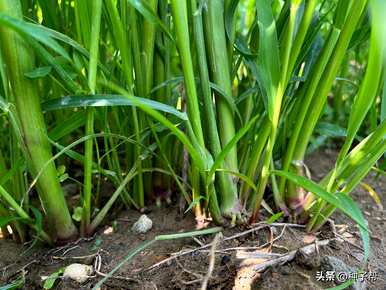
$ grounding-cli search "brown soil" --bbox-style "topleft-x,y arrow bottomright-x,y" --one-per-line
0,149 -> 385,290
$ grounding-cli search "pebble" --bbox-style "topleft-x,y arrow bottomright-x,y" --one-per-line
131,214 -> 153,234
63,263 -> 93,283
295,247 -> 321,269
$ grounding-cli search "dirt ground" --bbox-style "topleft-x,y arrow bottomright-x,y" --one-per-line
0,149 -> 385,290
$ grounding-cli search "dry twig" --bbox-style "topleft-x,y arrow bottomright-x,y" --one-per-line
146,224 -> 269,270
201,233 -> 220,290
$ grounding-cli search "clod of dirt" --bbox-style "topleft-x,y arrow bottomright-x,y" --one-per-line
278,264 -> 292,275
321,256 -> 365,290
131,214 -> 153,234
63,263 -> 93,283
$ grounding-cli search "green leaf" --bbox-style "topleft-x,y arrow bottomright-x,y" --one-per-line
57,165 -> 66,176
215,168 -> 257,192
224,0 -> 240,42
265,212 -> 284,224
0,216 -> 23,227
0,275 -> 24,290
0,13 -> 70,60
337,0 -> 386,163
185,196 -> 206,214
316,122 -> 347,138
255,0 -> 280,121
42,94 -> 188,121
209,82 -> 242,122
24,66 -> 52,79
0,96 -> 25,151
48,112 -> 87,141
208,115 -> 258,181
30,207 -> 43,236
43,268 -> 64,289
149,77 -> 183,96
381,77 -> 386,122
272,170 -> 370,260
234,37 -> 258,57
91,237 -> 103,251
0,12 -> 91,60
127,0 -> 174,41
72,207 -> 83,222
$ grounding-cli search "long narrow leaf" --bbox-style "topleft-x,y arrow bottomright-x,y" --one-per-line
42,95 -> 188,120
273,170 -> 370,260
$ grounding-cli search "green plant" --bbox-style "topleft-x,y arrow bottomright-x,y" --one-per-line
0,0 -> 383,257
0,0 -> 76,242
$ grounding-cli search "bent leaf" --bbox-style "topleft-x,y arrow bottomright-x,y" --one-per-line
272,170 -> 369,261
42,94 -> 188,120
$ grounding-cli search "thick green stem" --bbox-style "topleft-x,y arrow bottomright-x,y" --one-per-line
280,28 -> 341,200
203,0 -> 239,214
251,1 -> 299,217
0,0 -> 76,241
283,0 -> 368,218
292,0 -> 368,164
170,0 -> 205,147
191,0 -> 234,215
141,0 -> 158,197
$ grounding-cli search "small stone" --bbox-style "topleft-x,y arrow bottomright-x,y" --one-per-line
295,247 -> 320,269
63,263 -> 93,283
131,214 -> 153,234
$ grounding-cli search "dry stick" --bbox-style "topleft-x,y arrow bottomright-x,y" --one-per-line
256,222 -> 306,228
335,233 -> 364,252
62,245 -> 80,256
234,239 -> 331,289
175,259 -> 203,285
146,223 -> 300,270
181,278 -> 203,285
208,224 -> 289,254
201,233 -> 220,290
146,224 -> 269,270
2,260 -> 37,282
233,226 -> 288,259
176,259 -> 203,279
94,254 -> 139,283
47,234 -> 96,256
257,224 -> 287,249
52,253 -> 98,261
237,238 -> 332,273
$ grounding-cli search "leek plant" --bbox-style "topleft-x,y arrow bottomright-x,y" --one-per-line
0,0 -> 384,253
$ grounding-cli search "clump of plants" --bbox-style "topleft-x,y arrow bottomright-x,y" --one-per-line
0,0 -> 384,258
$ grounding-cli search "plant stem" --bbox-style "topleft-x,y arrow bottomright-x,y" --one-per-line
191,0 -> 233,216
82,0 -> 102,235
203,0 -> 239,214
0,0 -> 77,241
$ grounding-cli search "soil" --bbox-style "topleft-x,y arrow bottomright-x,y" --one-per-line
0,149 -> 385,290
